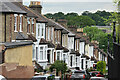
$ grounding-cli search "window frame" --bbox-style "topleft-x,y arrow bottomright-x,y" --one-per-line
14,14 -> 18,32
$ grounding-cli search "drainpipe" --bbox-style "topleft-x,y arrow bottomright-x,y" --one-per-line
4,13 -> 6,42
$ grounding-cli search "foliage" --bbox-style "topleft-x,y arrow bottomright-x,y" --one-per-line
45,10 -> 111,27
82,10 -> 111,26
66,15 -> 95,27
49,60 -> 68,74
83,26 -> 113,52
97,61 -> 106,74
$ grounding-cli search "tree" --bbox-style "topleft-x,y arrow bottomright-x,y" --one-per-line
49,60 -> 68,76
83,26 -> 113,52
66,16 -> 95,27
97,61 -> 106,74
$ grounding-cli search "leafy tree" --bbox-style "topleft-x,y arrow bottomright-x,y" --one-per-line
49,60 -> 68,76
65,12 -> 78,17
44,13 -> 53,19
66,16 -> 95,27
97,61 -> 106,74
83,26 -> 113,52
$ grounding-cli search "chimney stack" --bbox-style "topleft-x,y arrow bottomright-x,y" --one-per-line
29,1 -> 42,14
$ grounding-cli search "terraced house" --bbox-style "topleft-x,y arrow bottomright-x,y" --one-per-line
0,1 -> 108,78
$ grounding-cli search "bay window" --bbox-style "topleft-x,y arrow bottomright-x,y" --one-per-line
57,52 -> 60,60
40,47 -> 43,60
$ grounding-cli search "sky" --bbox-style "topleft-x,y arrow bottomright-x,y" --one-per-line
23,0 -> 113,2
23,0 -> 116,14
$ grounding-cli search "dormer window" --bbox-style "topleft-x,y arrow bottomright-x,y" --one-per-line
14,14 -> 18,32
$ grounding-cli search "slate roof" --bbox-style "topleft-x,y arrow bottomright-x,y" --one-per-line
70,49 -> 76,54
28,34 -> 37,42
62,29 -> 69,34
12,2 -> 37,18
81,54 -> 90,59
76,50 -> 80,56
47,41 -> 55,48
63,47 -> 69,52
16,32 -> 28,40
0,2 -> 26,14
39,38 -> 48,44
75,35 -> 80,39
4,41 -> 33,49
91,56 -> 96,61
56,44 -> 64,50
28,8 -> 48,23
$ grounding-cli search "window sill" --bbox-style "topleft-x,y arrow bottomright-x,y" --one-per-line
38,60 -> 48,62
14,31 -> 18,32
20,31 -> 23,32
27,33 -> 30,34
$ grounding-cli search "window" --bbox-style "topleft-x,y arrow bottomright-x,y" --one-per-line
32,18 -> 34,33
14,14 -> 17,32
19,15 -> 23,32
38,24 -> 40,37
70,56 -> 73,67
40,47 -> 43,60
51,28 -> 54,41
57,52 -> 60,60
63,54 -> 66,63
42,28 -> 44,36
36,47 -> 38,60
82,59 -> 83,69
44,46 -> 47,60
27,24 -> 30,33
27,18 -> 30,33
47,27 -> 50,40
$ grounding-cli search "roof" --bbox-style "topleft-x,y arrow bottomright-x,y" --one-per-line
47,41 -> 55,48
28,34 -> 37,42
39,38 -> 48,44
75,35 -> 80,39
0,2 -> 26,14
4,41 -> 33,49
91,56 -> 96,61
98,48 -> 107,56
16,32 -> 28,40
28,8 -> 48,23
70,49 -> 76,54
62,29 -> 69,34
56,44 -> 64,50
63,47 -> 69,52
81,54 -> 90,59
76,50 -> 80,56
12,2 -> 37,18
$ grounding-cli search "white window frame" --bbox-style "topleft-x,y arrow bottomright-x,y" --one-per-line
14,14 -> 18,32
40,47 -> 44,60
32,18 -> 34,34
47,27 -> 50,40
38,24 -> 40,38
19,14 -> 23,32
27,18 -> 30,33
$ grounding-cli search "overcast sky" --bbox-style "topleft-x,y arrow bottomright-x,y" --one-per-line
24,0 -> 113,2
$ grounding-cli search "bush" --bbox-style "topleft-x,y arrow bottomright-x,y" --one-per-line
97,61 -> 106,74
